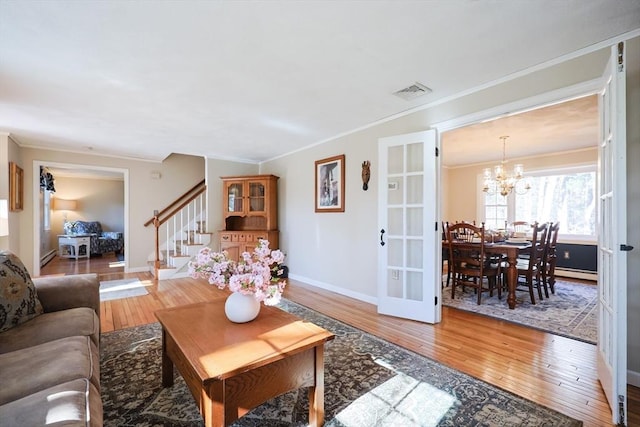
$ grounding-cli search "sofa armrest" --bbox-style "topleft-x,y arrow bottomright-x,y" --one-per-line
32,274 -> 100,321
100,231 -> 122,239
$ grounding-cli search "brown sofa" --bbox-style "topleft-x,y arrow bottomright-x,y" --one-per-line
0,256 -> 102,427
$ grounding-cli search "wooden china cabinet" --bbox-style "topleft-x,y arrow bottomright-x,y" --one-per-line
219,174 -> 279,261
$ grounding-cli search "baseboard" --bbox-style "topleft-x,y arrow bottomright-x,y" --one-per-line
629,369 -> 640,388
555,268 -> 597,281
40,250 -> 56,267
288,273 -> 378,306
127,266 -> 150,273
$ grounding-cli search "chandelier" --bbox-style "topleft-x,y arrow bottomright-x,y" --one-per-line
482,136 -> 530,197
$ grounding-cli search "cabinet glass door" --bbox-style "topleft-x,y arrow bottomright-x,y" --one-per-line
227,183 -> 244,213
248,181 -> 266,213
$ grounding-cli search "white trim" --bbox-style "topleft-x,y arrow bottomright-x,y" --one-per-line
434,80 -> 602,134
555,268 -> 597,281
289,273 -> 378,306
628,370 -> 640,388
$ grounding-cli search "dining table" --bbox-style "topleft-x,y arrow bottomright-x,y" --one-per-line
446,240 -> 532,309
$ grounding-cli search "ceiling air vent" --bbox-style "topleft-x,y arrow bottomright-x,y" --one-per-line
393,82 -> 432,100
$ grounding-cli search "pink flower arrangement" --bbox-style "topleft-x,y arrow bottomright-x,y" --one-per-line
188,239 -> 286,306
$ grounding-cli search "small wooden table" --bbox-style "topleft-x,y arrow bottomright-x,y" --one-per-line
155,299 -> 335,426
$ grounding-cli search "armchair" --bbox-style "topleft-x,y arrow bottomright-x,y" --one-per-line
68,220 -> 123,256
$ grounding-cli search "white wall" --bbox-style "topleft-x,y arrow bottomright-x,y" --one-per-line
261,47 -> 612,303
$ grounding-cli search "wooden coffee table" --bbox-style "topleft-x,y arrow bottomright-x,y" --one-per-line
155,299 -> 335,426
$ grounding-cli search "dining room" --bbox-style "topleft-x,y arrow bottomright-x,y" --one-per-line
439,95 -> 599,340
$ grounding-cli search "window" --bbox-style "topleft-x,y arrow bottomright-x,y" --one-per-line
482,165 -> 596,239
483,191 -> 508,230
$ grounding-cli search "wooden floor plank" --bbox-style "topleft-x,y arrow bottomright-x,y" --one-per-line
38,254 -> 637,427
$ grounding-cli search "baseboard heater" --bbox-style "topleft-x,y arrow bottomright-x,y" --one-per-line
555,267 -> 597,282
40,249 -> 56,267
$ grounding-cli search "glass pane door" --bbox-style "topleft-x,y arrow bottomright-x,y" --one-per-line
378,130 -> 439,323
248,181 -> 266,212
227,183 -> 244,213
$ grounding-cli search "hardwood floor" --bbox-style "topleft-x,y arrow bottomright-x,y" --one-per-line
40,254 -> 639,427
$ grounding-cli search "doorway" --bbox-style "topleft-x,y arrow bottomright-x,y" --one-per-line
436,90 -> 600,330
32,161 -> 129,277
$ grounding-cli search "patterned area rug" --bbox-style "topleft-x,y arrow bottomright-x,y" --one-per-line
101,300 -> 582,426
441,278 -> 597,344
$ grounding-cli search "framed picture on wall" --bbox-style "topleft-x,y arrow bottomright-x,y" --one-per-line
9,162 -> 24,212
315,154 -> 345,213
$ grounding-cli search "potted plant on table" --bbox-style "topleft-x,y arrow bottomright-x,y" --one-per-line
188,239 -> 286,323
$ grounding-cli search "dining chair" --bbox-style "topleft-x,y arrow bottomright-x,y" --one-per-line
514,222 -> 548,304
441,221 -> 451,287
510,221 -> 530,235
446,222 -> 501,305
542,221 -> 560,296
509,221 -> 532,261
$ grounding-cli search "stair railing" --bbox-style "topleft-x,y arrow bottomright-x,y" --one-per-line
144,179 -> 207,277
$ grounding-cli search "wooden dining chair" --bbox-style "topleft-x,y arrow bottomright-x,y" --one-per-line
446,222 -> 501,305
514,222 -> 548,304
510,221 -> 530,235
542,221 -> 560,296
441,221 -> 451,287
509,221 -> 532,261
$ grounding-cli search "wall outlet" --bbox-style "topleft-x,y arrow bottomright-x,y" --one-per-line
564,251 -> 570,259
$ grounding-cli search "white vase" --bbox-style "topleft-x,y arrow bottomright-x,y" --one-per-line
224,292 -> 260,323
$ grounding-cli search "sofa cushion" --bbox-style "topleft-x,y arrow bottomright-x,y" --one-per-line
0,307 -> 99,354
0,378 -> 103,427
0,251 -> 44,333
0,336 -> 100,405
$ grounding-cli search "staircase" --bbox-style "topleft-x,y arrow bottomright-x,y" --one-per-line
144,180 -> 211,280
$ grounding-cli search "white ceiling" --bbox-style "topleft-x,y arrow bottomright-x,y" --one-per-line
441,95 -> 599,167
1,1 -> 638,164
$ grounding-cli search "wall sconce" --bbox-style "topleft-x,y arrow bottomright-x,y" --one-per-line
0,199 -> 8,237
53,198 -> 78,222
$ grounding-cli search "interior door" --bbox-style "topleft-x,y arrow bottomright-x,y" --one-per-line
597,42 -> 628,425
377,130 -> 441,323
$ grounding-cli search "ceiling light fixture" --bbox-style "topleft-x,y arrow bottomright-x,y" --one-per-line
482,136 -> 530,197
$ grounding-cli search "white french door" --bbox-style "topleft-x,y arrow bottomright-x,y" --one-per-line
597,42 -> 628,425
377,130 -> 440,323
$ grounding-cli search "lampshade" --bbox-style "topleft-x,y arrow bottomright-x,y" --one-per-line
0,199 -> 8,237
54,198 -> 78,211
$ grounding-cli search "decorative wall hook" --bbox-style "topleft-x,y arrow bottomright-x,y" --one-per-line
361,161 -> 371,191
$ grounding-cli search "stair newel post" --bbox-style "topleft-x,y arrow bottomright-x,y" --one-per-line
153,210 -> 160,278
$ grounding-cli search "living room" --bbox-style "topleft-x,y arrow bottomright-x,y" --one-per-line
1,2 -> 639,426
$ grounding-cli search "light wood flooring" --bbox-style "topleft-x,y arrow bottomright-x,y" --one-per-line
39,254 -> 639,427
